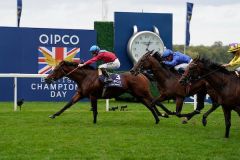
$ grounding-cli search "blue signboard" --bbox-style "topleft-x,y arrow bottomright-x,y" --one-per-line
114,12 -> 173,70
0,27 -> 96,101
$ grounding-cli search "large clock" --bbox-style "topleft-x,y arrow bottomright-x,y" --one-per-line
127,25 -> 165,64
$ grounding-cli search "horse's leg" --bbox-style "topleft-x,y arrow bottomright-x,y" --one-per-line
90,96 -> 98,124
140,97 -> 160,124
145,95 -> 168,118
222,106 -> 232,138
175,97 -> 185,117
49,91 -> 82,119
152,95 -> 175,115
182,92 -> 205,121
195,92 -> 206,112
233,106 -> 240,116
202,101 -> 220,126
152,104 -> 169,118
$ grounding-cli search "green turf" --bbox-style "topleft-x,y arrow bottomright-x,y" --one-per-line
0,100 -> 240,160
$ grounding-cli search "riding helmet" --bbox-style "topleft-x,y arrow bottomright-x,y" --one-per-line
89,45 -> 100,53
162,49 -> 173,58
228,43 -> 240,53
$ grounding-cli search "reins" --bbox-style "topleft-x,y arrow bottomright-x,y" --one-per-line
59,65 -> 80,77
65,66 -> 80,76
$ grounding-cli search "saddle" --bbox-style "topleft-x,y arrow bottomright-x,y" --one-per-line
99,74 -> 123,88
99,73 -> 123,98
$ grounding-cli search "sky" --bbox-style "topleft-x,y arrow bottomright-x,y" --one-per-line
0,0 -> 239,46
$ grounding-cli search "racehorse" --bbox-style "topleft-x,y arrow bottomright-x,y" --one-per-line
130,51 -> 220,124
45,60 -> 168,124
179,57 -> 240,138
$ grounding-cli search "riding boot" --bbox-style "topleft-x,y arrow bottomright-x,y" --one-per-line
101,68 -> 113,83
177,68 -> 185,75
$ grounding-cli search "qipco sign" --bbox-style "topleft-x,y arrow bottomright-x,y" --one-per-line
39,34 -> 80,45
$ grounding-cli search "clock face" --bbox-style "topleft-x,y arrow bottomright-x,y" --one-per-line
127,31 -> 164,63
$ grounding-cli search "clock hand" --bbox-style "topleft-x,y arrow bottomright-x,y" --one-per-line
146,39 -> 152,51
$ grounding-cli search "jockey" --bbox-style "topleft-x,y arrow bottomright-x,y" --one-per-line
222,43 -> 240,75
161,49 -> 192,74
78,45 -> 120,83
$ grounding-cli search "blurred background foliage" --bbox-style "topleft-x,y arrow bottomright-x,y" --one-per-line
174,41 -> 231,64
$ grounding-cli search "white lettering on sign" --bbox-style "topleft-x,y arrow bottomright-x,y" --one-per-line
50,91 -> 67,98
31,77 -> 78,98
39,34 -> 79,45
31,83 -> 78,91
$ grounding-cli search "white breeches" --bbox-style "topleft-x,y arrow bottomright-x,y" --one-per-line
98,58 -> 120,69
174,59 -> 192,70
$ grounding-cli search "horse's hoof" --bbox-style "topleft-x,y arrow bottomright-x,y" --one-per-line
161,113 -> 169,118
49,115 -> 55,119
171,111 -> 176,115
224,134 -> 229,138
182,117 -> 188,124
155,119 -> 160,124
202,118 -> 207,126
195,110 -> 201,114
176,113 -> 181,118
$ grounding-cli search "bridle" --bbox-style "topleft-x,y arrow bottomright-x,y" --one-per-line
45,62 -> 80,84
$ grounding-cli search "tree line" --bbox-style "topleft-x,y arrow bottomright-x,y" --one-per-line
173,41 -> 232,65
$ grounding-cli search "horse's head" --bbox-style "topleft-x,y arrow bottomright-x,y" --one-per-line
130,50 -> 158,76
179,58 -> 205,86
45,61 -> 78,84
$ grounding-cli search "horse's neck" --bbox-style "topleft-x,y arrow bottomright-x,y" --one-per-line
151,60 -> 177,82
67,69 -> 98,85
203,70 -> 229,92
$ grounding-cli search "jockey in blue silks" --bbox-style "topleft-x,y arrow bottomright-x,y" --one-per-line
162,49 -> 192,74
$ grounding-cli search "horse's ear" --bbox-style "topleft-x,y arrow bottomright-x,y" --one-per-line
144,50 -> 152,57
149,50 -> 155,56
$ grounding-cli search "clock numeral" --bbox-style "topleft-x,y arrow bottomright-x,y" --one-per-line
135,54 -> 138,58
135,41 -> 139,44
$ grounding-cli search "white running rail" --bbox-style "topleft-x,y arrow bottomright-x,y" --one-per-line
0,74 -> 48,111
0,73 -> 111,111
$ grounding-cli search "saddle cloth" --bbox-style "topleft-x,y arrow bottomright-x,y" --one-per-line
99,74 -> 123,88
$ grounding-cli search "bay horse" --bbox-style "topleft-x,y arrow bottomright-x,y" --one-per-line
45,60 -> 168,124
130,51 -> 220,124
179,58 -> 240,138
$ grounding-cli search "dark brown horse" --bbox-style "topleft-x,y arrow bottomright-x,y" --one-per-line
45,60 -> 168,124
179,58 -> 240,137
130,51 -> 220,124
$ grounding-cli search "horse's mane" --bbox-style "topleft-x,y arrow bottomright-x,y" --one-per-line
195,57 -> 231,74
63,61 -> 95,70
64,61 -> 78,67
152,51 -> 162,62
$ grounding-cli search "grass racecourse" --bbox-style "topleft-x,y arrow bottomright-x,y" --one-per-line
0,100 -> 240,160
